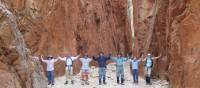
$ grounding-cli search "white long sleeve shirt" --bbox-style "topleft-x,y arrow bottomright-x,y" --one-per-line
42,59 -> 58,71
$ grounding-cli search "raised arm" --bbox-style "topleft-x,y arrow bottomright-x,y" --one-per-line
153,54 -> 162,60
141,57 -> 147,62
30,56 -> 39,60
137,56 -> 144,62
41,56 -> 47,63
79,58 -> 84,62
122,54 -> 130,61
123,57 -> 129,61
137,58 -> 142,62
71,54 -> 80,61
53,58 -> 59,62
92,56 -> 98,61
88,58 -> 93,62
110,56 -> 117,61
58,56 -> 66,61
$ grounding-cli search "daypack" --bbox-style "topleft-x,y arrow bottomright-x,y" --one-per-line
145,57 -> 153,68
66,57 -> 73,67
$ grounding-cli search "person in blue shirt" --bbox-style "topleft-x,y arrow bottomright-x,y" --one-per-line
93,52 -> 111,85
129,55 -> 143,84
111,53 -> 129,85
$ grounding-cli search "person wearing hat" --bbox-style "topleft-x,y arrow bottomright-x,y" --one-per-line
110,53 -> 129,85
41,56 -> 59,86
143,53 -> 161,85
58,54 -> 80,85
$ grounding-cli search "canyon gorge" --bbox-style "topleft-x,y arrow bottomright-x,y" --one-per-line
0,0 -> 199,88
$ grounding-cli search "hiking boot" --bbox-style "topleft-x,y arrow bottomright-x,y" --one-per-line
65,81 -> 68,85
121,78 -> 124,85
99,79 -> 102,85
81,81 -> 84,85
135,81 -> 138,84
85,81 -> 89,85
103,77 -> 106,85
71,80 -> 74,84
117,77 -> 120,84
103,81 -> 107,85
146,76 -> 151,85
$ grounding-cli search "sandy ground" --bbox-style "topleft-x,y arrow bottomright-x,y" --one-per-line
50,62 -> 168,88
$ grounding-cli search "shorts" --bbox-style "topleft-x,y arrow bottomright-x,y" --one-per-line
82,69 -> 89,75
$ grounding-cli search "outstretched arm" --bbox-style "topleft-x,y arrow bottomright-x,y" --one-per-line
79,58 -> 84,62
137,58 -> 142,62
110,56 -> 117,61
30,56 -> 39,60
137,56 -> 145,62
58,56 -> 66,61
88,58 -> 93,62
41,56 -> 47,63
123,54 -> 130,61
71,54 -> 80,61
54,58 -> 59,62
120,57 -> 128,62
153,54 -> 162,60
141,57 -> 147,62
92,56 -> 98,61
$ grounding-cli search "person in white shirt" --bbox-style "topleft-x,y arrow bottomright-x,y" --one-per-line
78,54 -> 93,85
143,53 -> 161,85
41,56 -> 59,86
58,54 -> 80,85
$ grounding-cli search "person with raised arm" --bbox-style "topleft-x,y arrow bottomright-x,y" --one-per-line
93,52 -> 111,85
142,53 -> 162,85
129,54 -> 144,84
41,55 -> 59,86
110,53 -> 129,85
78,54 -> 93,85
58,54 -> 80,85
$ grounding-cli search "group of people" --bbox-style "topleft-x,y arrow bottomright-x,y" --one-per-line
31,52 -> 161,86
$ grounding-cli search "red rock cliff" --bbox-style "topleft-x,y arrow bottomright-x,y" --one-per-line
1,0 -> 200,88
133,0 -> 200,88
0,0 -> 132,88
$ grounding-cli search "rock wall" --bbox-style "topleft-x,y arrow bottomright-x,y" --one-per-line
0,0 -> 132,88
0,1 -> 47,88
133,0 -> 200,88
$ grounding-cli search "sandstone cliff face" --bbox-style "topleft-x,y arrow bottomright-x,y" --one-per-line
1,0 -> 200,88
25,0 -> 132,75
133,0 -> 200,88
0,0 -> 132,88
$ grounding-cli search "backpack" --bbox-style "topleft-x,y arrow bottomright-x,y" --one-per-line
66,57 -> 73,67
145,57 -> 153,68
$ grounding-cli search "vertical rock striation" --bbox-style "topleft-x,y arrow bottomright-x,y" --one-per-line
0,0 -> 132,88
133,0 -> 200,88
